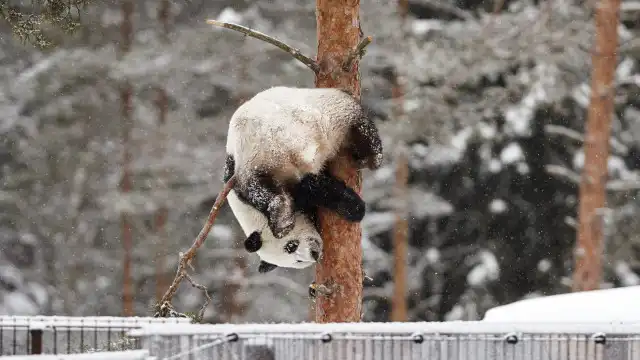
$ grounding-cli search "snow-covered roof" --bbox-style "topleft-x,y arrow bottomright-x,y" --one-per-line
483,286 -> 640,323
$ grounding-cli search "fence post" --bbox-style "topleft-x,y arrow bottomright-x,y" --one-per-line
29,328 -> 43,354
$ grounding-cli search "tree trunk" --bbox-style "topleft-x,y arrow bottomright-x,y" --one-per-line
154,0 -> 170,304
314,0 -> 364,323
572,0 -> 621,292
389,0 -> 410,322
390,71 -> 409,322
153,206 -> 168,301
120,0 -> 134,317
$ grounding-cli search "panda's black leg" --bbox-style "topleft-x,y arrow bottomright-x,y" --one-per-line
223,154 -> 235,182
349,116 -> 383,170
294,172 -> 365,222
236,172 -> 296,239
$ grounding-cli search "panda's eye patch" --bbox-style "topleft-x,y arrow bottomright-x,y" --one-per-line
284,240 -> 300,254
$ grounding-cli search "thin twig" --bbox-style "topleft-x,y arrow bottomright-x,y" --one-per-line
185,273 -> 212,321
206,19 -> 319,73
155,175 -> 237,318
343,36 -> 373,71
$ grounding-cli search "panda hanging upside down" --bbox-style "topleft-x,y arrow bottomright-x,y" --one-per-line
223,86 -> 383,273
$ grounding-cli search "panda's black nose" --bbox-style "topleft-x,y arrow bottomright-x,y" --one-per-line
311,250 -> 320,261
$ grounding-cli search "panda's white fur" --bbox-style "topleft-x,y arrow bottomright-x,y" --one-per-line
224,86 -> 381,270
226,190 -> 321,269
226,86 -> 362,184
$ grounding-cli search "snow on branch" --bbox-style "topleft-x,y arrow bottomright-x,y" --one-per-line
154,175 -> 237,321
206,19 -> 320,73
545,124 -> 628,155
546,164 -> 640,192
545,164 -> 582,185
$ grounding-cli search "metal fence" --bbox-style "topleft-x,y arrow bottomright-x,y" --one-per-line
0,349 -> 151,360
129,322 -> 640,360
0,316 -> 191,356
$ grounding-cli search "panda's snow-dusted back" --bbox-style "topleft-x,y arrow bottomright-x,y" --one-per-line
224,86 -> 382,272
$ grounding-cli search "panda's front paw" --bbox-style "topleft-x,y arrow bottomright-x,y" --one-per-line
366,152 -> 383,170
355,154 -> 382,171
337,188 -> 365,222
267,195 -> 296,238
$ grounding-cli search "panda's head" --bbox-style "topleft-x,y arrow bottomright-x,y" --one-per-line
243,213 -> 322,273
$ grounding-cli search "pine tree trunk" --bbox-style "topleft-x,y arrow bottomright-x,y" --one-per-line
391,73 -> 409,322
154,0 -> 170,304
390,0 -> 410,323
119,0 -> 134,317
314,0 -> 364,323
573,0 -> 621,292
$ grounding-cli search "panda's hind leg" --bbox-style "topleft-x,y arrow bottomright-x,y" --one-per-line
236,172 -> 296,239
349,115 -> 383,170
294,172 -> 365,222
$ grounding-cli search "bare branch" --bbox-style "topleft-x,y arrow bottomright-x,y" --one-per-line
155,175 -> 237,318
343,36 -> 373,71
206,19 -> 320,73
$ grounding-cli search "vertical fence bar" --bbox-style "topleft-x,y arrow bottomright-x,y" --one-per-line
29,328 -> 43,354
12,321 -> 16,354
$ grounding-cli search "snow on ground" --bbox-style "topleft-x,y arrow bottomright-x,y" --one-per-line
483,286 -> 640,323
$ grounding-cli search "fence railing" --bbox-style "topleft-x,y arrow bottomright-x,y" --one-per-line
0,316 -> 191,356
0,349 -> 151,360
129,322 -> 640,360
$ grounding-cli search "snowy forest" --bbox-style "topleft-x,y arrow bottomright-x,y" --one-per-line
1,0 -> 640,324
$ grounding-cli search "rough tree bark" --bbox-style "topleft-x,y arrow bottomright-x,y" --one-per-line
314,0 -> 365,323
153,0 -> 170,303
119,0 -> 134,317
390,0 -> 410,323
572,0 -> 621,292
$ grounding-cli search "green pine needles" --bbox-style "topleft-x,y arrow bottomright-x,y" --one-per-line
1,0 -> 89,49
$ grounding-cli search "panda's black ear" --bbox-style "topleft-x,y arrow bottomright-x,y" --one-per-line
244,231 -> 263,253
258,261 -> 278,273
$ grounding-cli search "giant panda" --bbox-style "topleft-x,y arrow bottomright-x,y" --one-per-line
223,86 -> 383,272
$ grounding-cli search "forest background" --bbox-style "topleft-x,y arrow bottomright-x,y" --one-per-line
1,0 -> 640,323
